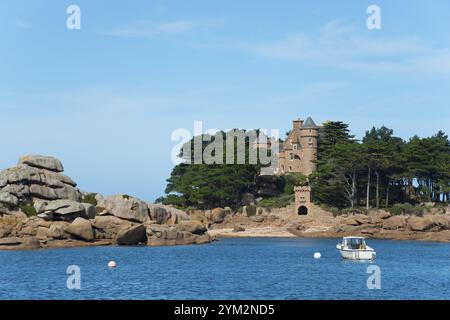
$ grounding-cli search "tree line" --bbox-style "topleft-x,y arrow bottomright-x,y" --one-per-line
157,122 -> 449,210
311,121 -> 450,209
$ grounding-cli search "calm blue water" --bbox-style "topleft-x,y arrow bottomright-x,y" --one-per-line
0,237 -> 449,299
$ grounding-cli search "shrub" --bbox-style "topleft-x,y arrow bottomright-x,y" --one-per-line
282,173 -> 308,194
155,194 -> 187,208
258,194 -> 294,208
388,203 -> 424,216
434,203 -> 447,214
82,193 -> 98,206
318,204 -> 341,216
20,203 -> 37,217
340,207 -> 365,215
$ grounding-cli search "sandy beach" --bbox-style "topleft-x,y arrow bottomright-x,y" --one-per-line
208,226 -> 295,238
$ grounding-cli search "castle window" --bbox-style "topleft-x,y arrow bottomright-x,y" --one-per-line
289,153 -> 294,160
293,144 -> 297,150
309,138 -> 312,142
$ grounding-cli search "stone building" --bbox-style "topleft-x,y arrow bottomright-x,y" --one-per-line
294,185 -> 312,215
276,117 -> 319,176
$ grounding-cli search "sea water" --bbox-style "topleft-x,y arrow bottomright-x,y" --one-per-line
0,237 -> 449,299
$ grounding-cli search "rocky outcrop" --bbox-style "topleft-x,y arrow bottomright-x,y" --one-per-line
0,155 -> 212,250
177,220 -> 207,234
407,215 -> 450,232
92,215 -> 132,240
38,200 -> 89,221
116,224 -> 147,245
148,204 -> 190,224
146,224 -> 211,246
249,215 -> 265,223
18,155 -> 64,172
408,216 -> 434,231
210,208 -> 226,223
382,216 -> 408,230
81,203 -> 96,219
0,191 -> 19,207
0,155 -> 81,207
47,221 -> 71,239
233,226 -> 246,232
339,217 -> 358,226
97,195 -> 150,222
285,211 -> 450,242
430,215 -> 450,230
0,236 -> 41,250
65,218 -> 94,241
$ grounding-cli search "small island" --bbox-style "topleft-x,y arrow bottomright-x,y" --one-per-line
1,118 -> 449,250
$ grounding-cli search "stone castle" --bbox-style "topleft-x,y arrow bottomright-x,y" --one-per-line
277,117 -> 319,215
276,117 -> 319,176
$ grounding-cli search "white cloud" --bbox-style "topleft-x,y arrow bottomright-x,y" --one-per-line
100,19 -> 224,38
241,20 -> 450,75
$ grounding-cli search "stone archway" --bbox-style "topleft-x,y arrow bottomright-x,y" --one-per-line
298,205 -> 308,215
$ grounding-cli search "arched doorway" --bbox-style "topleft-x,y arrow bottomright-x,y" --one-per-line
298,205 -> 308,215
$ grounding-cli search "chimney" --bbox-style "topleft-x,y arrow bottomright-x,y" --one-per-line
293,119 -> 304,130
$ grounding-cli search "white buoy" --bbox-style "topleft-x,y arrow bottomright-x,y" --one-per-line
108,261 -> 117,268
313,252 -> 321,259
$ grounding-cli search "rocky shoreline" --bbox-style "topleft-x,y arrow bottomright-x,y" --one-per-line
204,204 -> 450,243
2,155 -> 449,250
287,211 -> 450,242
0,155 -> 212,250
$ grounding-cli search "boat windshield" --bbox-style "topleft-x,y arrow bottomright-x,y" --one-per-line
347,238 -> 366,249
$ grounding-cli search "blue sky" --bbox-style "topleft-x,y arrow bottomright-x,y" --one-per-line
1,0 -> 449,201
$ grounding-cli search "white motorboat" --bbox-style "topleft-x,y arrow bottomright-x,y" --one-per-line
336,237 -> 376,260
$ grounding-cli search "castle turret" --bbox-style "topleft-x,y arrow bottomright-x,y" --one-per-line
295,185 -> 311,215
292,119 -> 304,130
299,117 -> 319,175
275,116 -> 319,176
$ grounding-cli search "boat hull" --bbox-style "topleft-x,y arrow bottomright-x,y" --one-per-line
337,247 -> 376,260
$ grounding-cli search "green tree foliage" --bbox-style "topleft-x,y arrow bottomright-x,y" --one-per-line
402,131 -> 450,202
282,173 -> 308,194
310,121 -> 356,208
81,193 -> 98,206
312,122 -> 449,209
163,162 -> 260,209
159,130 -> 271,209
362,126 -> 405,209
159,121 -> 449,210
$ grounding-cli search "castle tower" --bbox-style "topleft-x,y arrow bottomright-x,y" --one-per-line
275,116 -> 319,176
294,185 -> 311,215
298,117 -> 319,175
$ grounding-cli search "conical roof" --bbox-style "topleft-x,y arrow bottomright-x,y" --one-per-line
302,117 -> 317,128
